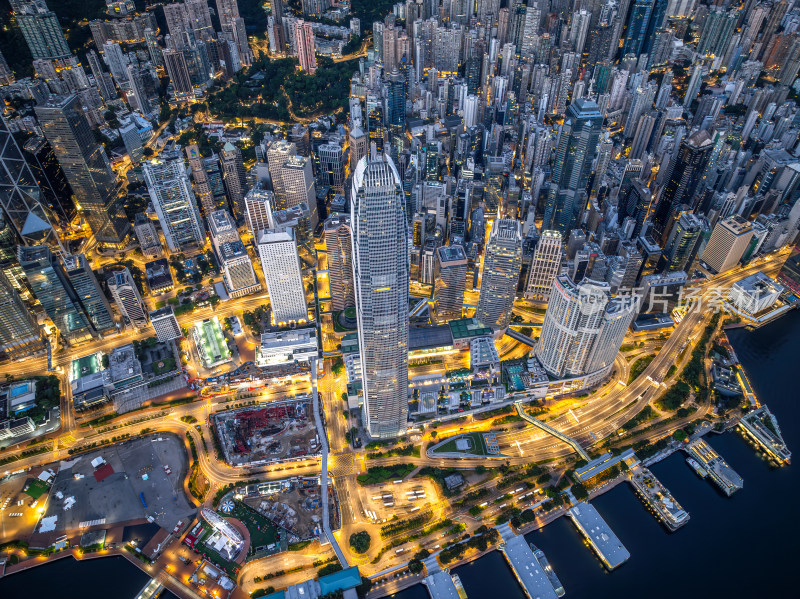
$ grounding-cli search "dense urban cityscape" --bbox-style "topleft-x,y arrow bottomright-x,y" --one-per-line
0,0 -> 797,597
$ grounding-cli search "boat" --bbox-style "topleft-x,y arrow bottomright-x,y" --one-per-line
451,573 -> 468,599
530,543 -> 565,597
686,457 -> 708,478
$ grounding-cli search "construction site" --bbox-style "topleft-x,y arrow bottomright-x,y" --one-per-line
213,398 -> 321,467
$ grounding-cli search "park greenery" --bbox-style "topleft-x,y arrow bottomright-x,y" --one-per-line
207,55 -> 357,123
348,531 -> 371,554
356,463 -> 415,485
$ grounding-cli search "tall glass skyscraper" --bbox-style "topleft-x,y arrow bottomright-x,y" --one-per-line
544,98 -> 603,233
352,155 -> 409,439
0,269 -> 44,360
34,95 -> 130,245
0,116 -> 60,249
18,245 -> 95,344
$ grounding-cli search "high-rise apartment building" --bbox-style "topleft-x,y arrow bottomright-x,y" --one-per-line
35,95 -> 130,244
324,215 -> 355,311
295,19 -> 317,73
524,230 -> 563,301
108,267 -> 148,328
476,219 -> 523,331
434,245 -> 467,323
352,155 -> 409,439
257,227 -> 308,324
143,157 -> 205,252
10,0 -> 70,60
700,216 -> 754,274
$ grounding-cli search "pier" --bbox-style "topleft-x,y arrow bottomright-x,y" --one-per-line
628,463 -> 690,531
134,578 -> 164,599
686,438 -> 743,496
567,502 -> 630,570
496,523 -> 560,599
421,557 -> 460,599
739,405 -> 792,464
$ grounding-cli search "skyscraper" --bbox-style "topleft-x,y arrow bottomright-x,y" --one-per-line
544,99 -> 603,233
700,216 -> 754,274
18,246 -> 94,344
0,116 -> 59,248
434,245 -> 467,323
163,49 -> 194,100
63,254 -> 116,336
209,210 -> 260,297
10,0 -> 70,60
143,157 -> 205,252
352,155 -> 409,439
386,69 -> 407,140
244,184 -> 274,236
266,140 -> 296,209
295,19 -> 317,74
476,219 -> 522,331
35,95 -> 130,244
524,230 -> 563,301
318,144 -> 346,194
324,215 -> 355,311
661,211 -> 703,273
0,270 -> 44,361
652,130 -> 713,241
108,268 -> 148,328
280,155 -> 318,228
257,227 -> 307,324
220,142 -> 247,219
535,275 -> 635,377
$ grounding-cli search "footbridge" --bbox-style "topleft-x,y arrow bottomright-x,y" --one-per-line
514,401 -> 591,461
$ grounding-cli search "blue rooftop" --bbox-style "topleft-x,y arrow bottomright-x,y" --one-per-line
318,566 -> 361,594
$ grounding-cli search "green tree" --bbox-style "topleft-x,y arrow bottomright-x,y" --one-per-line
349,530 -> 371,554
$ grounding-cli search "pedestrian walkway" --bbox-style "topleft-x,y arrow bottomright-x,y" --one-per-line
514,401 -> 591,461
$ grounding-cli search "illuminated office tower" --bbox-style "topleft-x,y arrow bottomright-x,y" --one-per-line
324,215 -> 355,311
524,230 -> 563,301
661,211 -> 703,273
64,253 -> 116,336
244,184 -> 274,236
0,116 -> 59,248
0,270 -> 44,361
280,155 -> 318,228
700,216 -> 754,274
209,210 -> 260,298
19,246 -> 94,344
352,155 -> 409,439
476,219 -> 522,331
535,275 -> 634,377
544,99 -> 603,233
434,245 -> 467,323
257,227 -> 308,324
318,144 -> 346,194
266,140 -> 297,209
35,95 -> 130,244
143,157 -> 205,252
220,142 -> 247,219
107,267 -> 148,328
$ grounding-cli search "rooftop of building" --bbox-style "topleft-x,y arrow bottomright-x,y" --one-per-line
448,318 -> 493,340
436,244 -> 467,263
731,271 -> 783,294
409,325 -> 453,351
